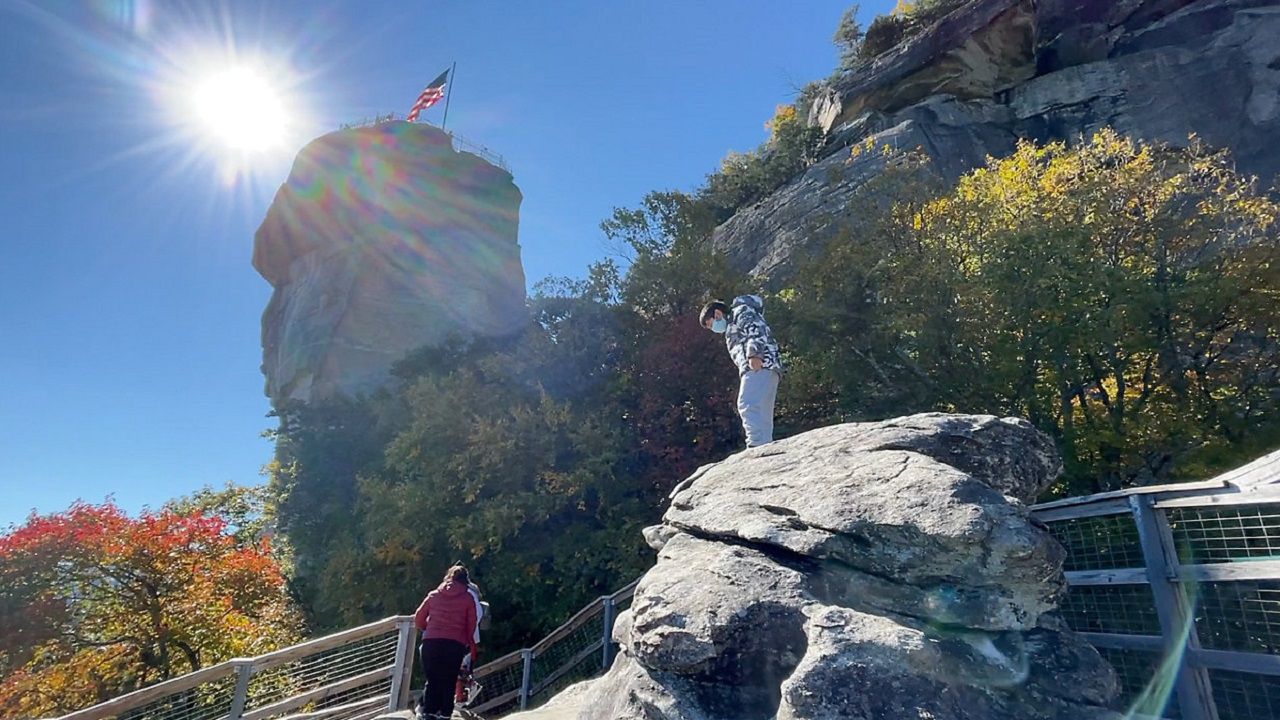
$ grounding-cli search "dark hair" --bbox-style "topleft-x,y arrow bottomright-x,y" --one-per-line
700,300 -> 729,325
443,563 -> 470,586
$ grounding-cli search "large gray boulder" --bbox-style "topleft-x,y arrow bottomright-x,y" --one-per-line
715,0 -> 1280,282
512,414 -> 1119,720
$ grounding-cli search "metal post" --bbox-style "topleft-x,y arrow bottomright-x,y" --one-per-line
1129,495 -> 1219,720
600,596 -> 616,670
518,648 -> 533,710
389,619 -> 417,711
441,61 -> 457,130
227,660 -> 254,720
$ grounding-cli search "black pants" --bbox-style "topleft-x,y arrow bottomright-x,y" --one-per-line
419,638 -> 468,717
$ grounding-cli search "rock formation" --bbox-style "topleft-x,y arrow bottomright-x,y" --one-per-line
253,122 -> 527,405
714,0 -> 1280,281
514,414 -> 1120,720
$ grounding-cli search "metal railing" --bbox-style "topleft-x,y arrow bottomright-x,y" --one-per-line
45,581 -> 637,720
468,581 -> 638,717
336,112 -> 510,172
49,616 -> 416,720
1030,452 -> 1280,720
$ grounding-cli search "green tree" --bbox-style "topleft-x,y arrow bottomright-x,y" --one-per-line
266,396 -> 395,629
833,4 -> 863,69
782,130 -> 1280,494
164,481 -> 273,547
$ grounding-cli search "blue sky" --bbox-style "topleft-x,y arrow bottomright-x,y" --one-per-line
0,0 -> 893,528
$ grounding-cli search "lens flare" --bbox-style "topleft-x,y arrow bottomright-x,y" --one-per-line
191,66 -> 288,153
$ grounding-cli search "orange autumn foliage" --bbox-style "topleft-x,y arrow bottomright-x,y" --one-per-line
0,502 -> 303,719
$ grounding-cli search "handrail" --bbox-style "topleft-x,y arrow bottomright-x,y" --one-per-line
469,579 -> 638,715
53,661 -> 242,720
51,615 -> 413,720
336,112 -> 510,172
249,615 -> 408,670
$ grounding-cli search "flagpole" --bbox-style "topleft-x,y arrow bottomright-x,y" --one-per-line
441,61 -> 457,131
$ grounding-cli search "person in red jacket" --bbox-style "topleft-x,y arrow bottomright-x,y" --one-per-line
414,564 -> 478,719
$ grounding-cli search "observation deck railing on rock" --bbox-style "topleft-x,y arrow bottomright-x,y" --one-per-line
337,112 -> 510,173
46,454 -> 1280,720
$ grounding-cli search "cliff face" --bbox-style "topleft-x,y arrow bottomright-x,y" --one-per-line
253,122 -> 527,405
714,0 -> 1280,281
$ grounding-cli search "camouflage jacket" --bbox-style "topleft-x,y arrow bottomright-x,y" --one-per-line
725,295 -> 783,376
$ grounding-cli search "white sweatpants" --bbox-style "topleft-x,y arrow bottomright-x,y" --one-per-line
737,369 -> 780,447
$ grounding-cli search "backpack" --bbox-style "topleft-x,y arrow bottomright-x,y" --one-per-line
469,583 -> 491,632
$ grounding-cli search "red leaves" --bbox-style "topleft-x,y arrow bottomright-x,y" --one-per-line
0,501 -> 303,717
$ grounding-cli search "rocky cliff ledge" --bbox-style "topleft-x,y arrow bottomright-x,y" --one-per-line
714,0 -> 1280,281
253,122 -> 527,405
514,414 -> 1120,720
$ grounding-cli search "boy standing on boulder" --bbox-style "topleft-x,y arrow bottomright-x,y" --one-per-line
700,295 -> 783,447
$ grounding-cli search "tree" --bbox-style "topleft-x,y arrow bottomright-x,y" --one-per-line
774,147 -> 947,429
164,481 -> 273,547
832,5 -> 863,69
782,130 -> 1280,494
0,503 -> 303,718
925,130 -> 1280,491
266,395 -> 395,628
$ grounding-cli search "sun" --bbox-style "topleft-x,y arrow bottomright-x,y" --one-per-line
190,66 -> 288,153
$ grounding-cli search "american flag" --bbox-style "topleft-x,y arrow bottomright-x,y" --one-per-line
407,69 -> 450,122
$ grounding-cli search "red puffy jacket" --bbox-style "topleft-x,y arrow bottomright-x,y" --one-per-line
414,581 -> 477,647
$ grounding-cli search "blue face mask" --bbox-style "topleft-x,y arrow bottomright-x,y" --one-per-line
710,317 -> 728,334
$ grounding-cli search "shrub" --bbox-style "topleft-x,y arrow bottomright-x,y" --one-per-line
859,13 -> 910,60
699,104 -> 823,218
851,0 -> 971,64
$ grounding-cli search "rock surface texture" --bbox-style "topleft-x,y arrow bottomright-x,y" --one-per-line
714,0 -> 1280,281
254,122 -> 526,405
514,414 -> 1120,720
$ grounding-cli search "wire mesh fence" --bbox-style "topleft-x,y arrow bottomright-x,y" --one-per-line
1208,669 -> 1280,720
116,674 -> 238,720
1035,481 -> 1280,720
310,676 -> 393,716
468,581 -> 637,717
1093,646 -> 1182,719
1059,583 -> 1164,636
526,608 -> 606,706
1191,581 -> 1280,655
1168,505 -> 1280,564
1054,512 -> 1147,571
469,653 -> 525,717
54,618 -> 410,720
240,628 -> 400,720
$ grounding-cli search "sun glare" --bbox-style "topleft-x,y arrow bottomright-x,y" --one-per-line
191,67 -> 288,153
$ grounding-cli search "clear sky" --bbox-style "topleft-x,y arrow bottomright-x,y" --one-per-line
0,0 -> 894,529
